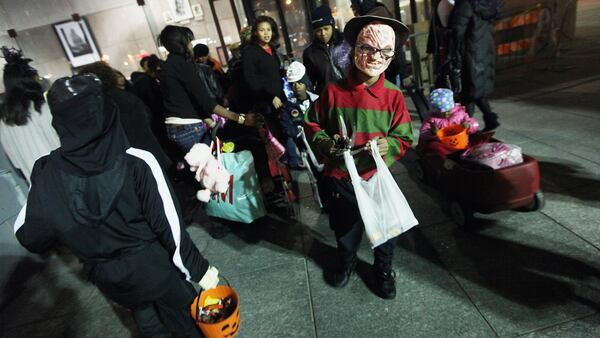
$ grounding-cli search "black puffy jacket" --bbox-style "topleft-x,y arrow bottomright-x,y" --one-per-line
452,0 -> 500,99
302,31 -> 352,95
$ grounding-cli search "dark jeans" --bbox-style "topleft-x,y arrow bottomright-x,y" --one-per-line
326,177 -> 397,270
463,97 -> 499,126
166,122 -> 210,154
284,137 -> 301,168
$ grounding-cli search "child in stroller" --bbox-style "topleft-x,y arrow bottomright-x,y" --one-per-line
280,61 -> 320,169
280,61 -> 325,208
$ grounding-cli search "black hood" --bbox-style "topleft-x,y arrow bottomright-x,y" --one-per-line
48,74 -> 129,175
47,74 -> 130,226
470,0 -> 501,21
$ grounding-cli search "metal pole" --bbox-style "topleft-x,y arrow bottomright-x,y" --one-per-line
275,0 -> 293,56
229,0 -> 242,33
138,2 -> 160,54
208,0 -> 228,63
394,0 -> 402,21
241,0 -> 255,24
410,0 -> 418,24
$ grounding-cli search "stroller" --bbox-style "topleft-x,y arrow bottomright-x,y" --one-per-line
279,100 -> 324,209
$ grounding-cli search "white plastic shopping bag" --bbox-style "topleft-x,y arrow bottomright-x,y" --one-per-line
343,139 -> 419,248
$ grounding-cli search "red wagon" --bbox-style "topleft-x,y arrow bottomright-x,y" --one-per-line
415,139 -> 544,226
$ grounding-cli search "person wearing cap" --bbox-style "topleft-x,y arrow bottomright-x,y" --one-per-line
13,74 -> 220,337
302,5 -> 352,95
286,61 -> 319,115
304,6 -> 414,299
285,61 -> 331,207
279,61 -> 319,170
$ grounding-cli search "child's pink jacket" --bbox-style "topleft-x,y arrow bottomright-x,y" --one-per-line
419,104 -> 480,141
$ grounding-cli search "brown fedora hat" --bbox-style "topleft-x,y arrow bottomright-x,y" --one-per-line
343,4 -> 409,47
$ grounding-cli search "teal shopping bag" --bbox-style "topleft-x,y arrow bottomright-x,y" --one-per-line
204,149 -> 266,223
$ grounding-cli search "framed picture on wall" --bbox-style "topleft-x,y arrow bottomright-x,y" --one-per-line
191,4 -> 204,20
168,0 -> 194,22
52,18 -> 101,68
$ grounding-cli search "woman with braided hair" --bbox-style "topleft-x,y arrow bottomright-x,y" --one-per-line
0,46 -> 60,183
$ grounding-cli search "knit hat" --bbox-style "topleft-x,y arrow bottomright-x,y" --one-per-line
193,43 -> 209,58
429,88 -> 455,113
311,5 -> 335,29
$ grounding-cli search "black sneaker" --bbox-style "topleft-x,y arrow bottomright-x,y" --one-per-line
331,260 -> 355,288
375,268 -> 396,299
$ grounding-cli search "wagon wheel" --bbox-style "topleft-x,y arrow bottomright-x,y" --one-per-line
523,190 -> 545,212
450,201 -> 473,227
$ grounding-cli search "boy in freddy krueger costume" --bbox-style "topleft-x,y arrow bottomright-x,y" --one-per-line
304,6 -> 413,299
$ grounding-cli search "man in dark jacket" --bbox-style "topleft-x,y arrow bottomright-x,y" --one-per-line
13,74 -> 219,337
452,0 -> 501,131
302,5 -> 352,95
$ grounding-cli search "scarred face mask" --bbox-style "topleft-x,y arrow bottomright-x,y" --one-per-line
353,23 -> 395,78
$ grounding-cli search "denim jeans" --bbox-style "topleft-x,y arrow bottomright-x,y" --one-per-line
284,137 -> 301,168
165,122 -> 210,154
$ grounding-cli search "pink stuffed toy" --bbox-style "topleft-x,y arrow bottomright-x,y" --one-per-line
184,143 -> 231,202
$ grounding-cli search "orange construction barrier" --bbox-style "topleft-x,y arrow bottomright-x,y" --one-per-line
495,8 -> 542,56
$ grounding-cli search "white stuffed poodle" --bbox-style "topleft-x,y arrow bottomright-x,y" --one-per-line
184,143 -> 231,202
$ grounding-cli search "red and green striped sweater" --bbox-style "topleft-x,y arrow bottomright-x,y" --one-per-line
304,72 -> 414,180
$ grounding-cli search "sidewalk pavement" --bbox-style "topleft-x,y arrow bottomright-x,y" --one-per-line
1,1 -> 599,337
